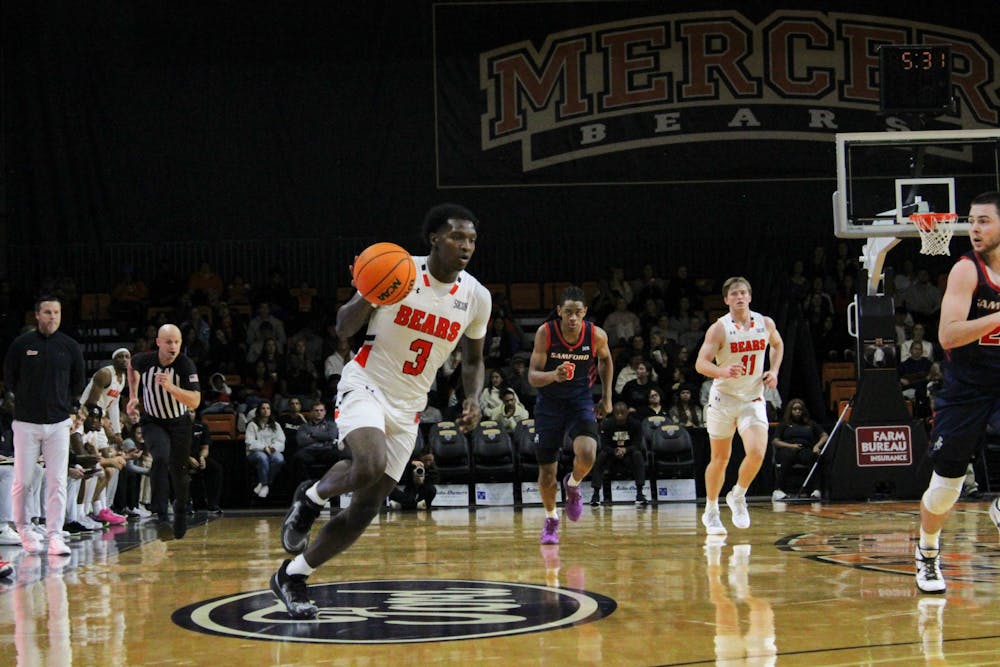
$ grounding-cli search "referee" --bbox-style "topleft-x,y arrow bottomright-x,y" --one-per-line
127,323 -> 201,539
3,295 -> 85,556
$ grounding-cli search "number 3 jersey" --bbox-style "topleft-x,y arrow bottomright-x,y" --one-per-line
711,310 -> 769,402
339,256 -> 492,413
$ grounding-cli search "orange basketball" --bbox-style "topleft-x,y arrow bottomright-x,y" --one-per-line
353,242 -> 415,306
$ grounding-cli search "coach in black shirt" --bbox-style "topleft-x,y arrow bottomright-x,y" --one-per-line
3,295 -> 85,555
127,323 -> 201,539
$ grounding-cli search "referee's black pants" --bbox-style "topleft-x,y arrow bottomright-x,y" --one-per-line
144,417 -> 193,516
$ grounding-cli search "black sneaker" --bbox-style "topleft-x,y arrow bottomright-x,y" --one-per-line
270,559 -> 318,619
282,481 -> 323,554
64,521 -> 91,534
173,500 -> 187,539
635,494 -> 648,507
590,494 -> 601,507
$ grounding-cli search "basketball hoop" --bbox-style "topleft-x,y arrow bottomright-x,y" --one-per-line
908,212 -> 957,256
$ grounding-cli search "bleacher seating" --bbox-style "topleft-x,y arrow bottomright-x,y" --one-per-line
650,423 -> 695,480
428,421 -> 471,483
470,422 -> 516,482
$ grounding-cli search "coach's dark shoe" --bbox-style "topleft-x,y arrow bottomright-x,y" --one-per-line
270,559 -> 317,619
282,481 -> 323,554
173,501 -> 187,539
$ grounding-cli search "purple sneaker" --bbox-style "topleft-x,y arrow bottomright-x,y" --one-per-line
563,474 -> 583,522
540,517 -> 560,544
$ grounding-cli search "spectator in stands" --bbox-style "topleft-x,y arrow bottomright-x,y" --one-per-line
678,317 -> 706,355
181,324 -> 211,374
614,352 -> 646,397
289,281 -> 319,326
638,298 -> 664,339
245,399 -> 285,498
149,258 -> 184,307
587,279 -> 617,324
615,335 -> 651,374
591,402 -> 648,507
619,360 -> 659,412
210,312 -> 246,374
189,412 -> 223,513
483,316 -> 519,372
248,335 -> 284,381
647,332 -> 674,389
607,267 -> 634,306
901,323 -> 935,362
323,336 -> 353,383
604,296 -> 641,347
187,261 -> 225,306
388,454 -> 438,511
277,397 -> 308,449
290,401 -> 341,490
786,259 -> 809,302
632,264 -> 666,308
182,307 -> 212,350
664,265 -> 694,312
282,338 -> 319,400
478,369 -> 509,417
669,296 -> 694,335
488,387 -> 529,434
893,258 -> 915,297
901,269 -> 942,325
814,314 -> 853,363
898,340 -> 933,414
669,385 -> 703,428
635,386 -> 669,421
244,360 -> 277,405
109,269 -> 149,323
650,314 -> 679,345
505,353 -> 537,417
832,273 -> 856,316
771,398 -> 827,500
246,302 -> 287,353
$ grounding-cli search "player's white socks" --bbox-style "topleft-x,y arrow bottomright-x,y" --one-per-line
287,554 -> 315,577
705,499 -> 720,513
306,484 -> 324,507
546,509 -> 559,519
920,527 -> 941,555
566,475 -> 580,487
731,484 -> 747,499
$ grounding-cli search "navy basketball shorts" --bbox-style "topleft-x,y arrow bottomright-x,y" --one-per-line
533,395 -> 600,465
929,382 -> 1000,478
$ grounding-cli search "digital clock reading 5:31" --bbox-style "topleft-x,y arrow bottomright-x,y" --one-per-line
898,48 -> 948,71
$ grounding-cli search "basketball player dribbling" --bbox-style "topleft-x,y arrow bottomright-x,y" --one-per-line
529,285 -> 613,544
270,203 -> 492,619
914,191 -> 1000,594
695,277 -> 783,535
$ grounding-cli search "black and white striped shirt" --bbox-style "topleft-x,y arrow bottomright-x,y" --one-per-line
131,351 -> 200,421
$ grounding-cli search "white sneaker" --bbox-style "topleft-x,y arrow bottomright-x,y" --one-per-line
19,529 -> 41,554
0,524 -> 21,545
388,500 -> 402,510
133,506 -> 152,519
726,491 -> 751,529
702,509 -> 727,535
79,515 -> 104,531
416,500 -> 428,510
259,485 -> 269,498
989,497 -> 1000,538
48,535 -> 71,557
253,483 -> 263,496
810,489 -> 822,500
771,489 -> 787,501
915,546 -> 946,593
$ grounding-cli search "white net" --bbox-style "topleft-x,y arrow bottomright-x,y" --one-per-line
909,213 -> 957,256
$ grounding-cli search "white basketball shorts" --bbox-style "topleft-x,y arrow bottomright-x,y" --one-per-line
704,388 -> 769,440
334,379 -> 419,483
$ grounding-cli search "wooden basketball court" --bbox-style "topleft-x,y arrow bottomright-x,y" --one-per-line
2,498 -> 999,665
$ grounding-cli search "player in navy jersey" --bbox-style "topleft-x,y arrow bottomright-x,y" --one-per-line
915,191 -> 1000,593
529,285 -> 613,545
126,324 -> 202,539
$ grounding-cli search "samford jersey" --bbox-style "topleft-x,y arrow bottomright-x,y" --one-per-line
712,311 -> 769,402
941,251 -> 1000,392
339,256 -> 492,413
81,365 -> 126,434
538,320 -> 597,402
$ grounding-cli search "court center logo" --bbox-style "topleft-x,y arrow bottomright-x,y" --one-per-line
173,579 -> 616,643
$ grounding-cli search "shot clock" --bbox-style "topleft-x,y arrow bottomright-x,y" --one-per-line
878,44 -> 953,114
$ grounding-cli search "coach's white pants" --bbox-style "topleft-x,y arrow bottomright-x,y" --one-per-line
12,419 -> 70,538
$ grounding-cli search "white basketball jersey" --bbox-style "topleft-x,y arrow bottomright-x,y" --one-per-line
339,256 -> 492,413
712,311 -> 769,401
80,364 -> 126,434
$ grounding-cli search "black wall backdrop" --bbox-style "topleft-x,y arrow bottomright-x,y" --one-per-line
3,1 -> 999,292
